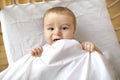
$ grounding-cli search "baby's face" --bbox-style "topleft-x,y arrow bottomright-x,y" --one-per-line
44,12 -> 75,45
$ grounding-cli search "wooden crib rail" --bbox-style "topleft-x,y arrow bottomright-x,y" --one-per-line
107,0 -> 120,8
0,32 -> 1,35
0,24 -> 2,35
12,0 -> 48,4
0,0 -> 48,9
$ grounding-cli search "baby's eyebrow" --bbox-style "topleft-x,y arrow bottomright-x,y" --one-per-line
61,24 -> 71,27
61,22 -> 71,25
45,24 -> 53,27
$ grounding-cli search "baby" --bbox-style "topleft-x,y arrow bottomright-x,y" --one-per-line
29,6 -> 102,56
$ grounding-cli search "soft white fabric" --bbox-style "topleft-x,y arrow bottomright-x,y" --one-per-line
0,0 -> 120,78
0,39 -> 117,80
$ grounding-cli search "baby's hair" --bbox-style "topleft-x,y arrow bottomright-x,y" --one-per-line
43,6 -> 76,29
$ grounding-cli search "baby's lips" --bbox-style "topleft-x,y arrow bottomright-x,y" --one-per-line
53,38 -> 61,42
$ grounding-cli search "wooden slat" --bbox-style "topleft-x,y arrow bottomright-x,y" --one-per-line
5,0 -> 13,5
0,64 -> 8,72
0,36 -> 4,45
115,27 -> 120,31
0,0 -> 5,9
15,0 -> 29,4
0,58 -> 8,66
111,12 -> 120,20
0,24 -> 8,71
0,45 -> 5,51
0,25 -> 2,35
107,0 -> 120,8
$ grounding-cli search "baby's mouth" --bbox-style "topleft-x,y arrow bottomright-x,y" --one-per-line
53,39 -> 61,42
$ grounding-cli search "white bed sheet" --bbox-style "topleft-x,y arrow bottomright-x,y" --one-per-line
0,39 -> 117,80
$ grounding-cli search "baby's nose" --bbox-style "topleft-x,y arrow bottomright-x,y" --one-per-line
54,29 -> 62,36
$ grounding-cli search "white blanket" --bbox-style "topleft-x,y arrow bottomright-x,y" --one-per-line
0,39 -> 117,80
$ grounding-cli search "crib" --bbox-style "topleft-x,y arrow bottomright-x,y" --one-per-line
0,0 -> 120,79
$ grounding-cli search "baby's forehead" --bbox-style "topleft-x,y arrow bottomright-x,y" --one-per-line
44,12 -> 74,19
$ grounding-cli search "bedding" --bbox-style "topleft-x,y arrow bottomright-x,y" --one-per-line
0,39 -> 117,80
0,0 -> 120,79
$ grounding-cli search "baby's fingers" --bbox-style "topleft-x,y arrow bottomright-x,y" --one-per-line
85,43 -> 93,51
31,48 -> 39,56
29,49 -> 36,56
29,48 -> 41,57
82,42 -> 95,52
89,43 -> 95,52
37,47 -> 43,56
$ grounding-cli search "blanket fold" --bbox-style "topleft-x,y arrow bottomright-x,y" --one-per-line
0,39 -> 116,80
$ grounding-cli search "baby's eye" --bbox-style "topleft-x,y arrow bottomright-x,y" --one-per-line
61,27 -> 68,30
48,27 -> 54,31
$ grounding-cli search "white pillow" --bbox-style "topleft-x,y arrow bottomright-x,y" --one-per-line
0,0 -> 120,78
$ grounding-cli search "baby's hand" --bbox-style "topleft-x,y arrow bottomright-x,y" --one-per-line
81,41 -> 102,54
29,46 -> 43,57
81,41 -> 95,52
